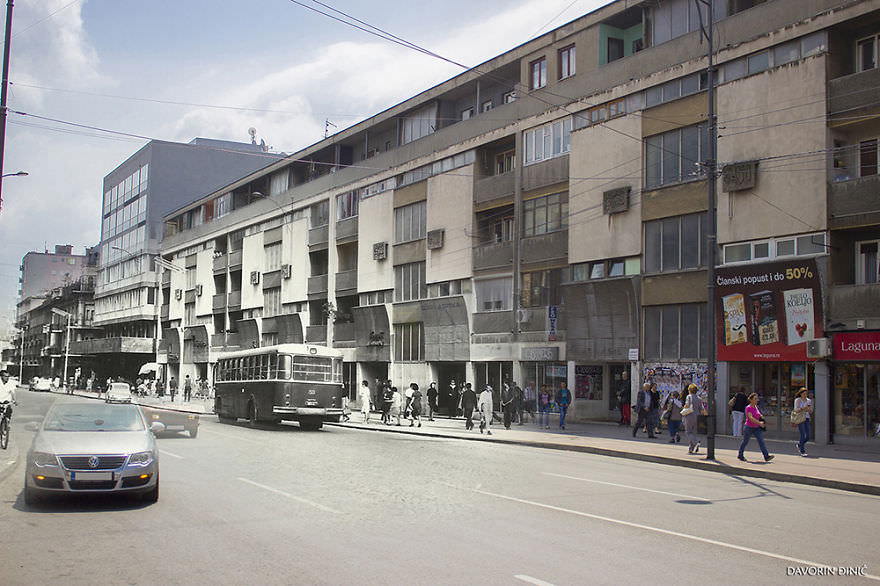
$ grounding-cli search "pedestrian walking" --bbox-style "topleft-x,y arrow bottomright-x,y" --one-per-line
682,384 -> 702,453
663,390 -> 683,443
738,392 -> 774,462
792,387 -> 813,457
729,386 -> 748,437
391,386 -> 402,426
501,383 -> 515,429
538,384 -> 552,429
168,376 -> 178,402
426,382 -> 438,421
513,382 -> 524,425
358,380 -> 372,423
649,383 -> 661,436
478,385 -> 494,435
632,383 -> 656,438
556,381 -> 572,430
381,383 -> 394,424
408,383 -> 423,427
460,382 -> 477,430
373,378 -> 383,416
183,375 -> 193,402
617,371 -> 631,426
449,380 -> 461,417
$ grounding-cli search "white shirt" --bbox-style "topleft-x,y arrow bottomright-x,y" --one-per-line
795,397 -> 812,420
0,378 -> 16,403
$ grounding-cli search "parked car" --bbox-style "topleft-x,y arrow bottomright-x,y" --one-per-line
106,382 -> 133,404
29,377 -> 51,392
139,405 -> 199,438
24,398 -> 162,505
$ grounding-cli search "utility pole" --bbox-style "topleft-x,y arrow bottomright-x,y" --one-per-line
698,0 -> 718,460
0,0 -> 14,215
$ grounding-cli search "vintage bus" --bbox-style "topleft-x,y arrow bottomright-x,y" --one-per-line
213,344 -> 344,430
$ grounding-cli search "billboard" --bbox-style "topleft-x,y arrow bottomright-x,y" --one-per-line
714,259 -> 823,362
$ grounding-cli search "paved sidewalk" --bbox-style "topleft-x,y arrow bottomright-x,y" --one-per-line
331,412 -> 880,496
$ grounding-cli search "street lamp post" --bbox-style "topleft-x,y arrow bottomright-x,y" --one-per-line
2,170 -> 26,177
0,0 -> 16,215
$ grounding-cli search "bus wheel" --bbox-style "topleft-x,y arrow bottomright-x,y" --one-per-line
247,401 -> 258,427
300,418 -> 322,431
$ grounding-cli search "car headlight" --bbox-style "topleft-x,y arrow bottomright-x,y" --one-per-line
33,452 -> 59,468
128,451 -> 154,466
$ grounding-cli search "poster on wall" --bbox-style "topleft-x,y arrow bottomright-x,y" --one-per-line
642,363 -> 708,399
575,365 -> 602,399
715,258 -> 824,362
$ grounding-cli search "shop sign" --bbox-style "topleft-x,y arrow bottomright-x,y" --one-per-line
628,348 -> 639,361
714,259 -> 824,362
522,346 -> 559,361
547,305 -> 558,342
834,331 -> 880,361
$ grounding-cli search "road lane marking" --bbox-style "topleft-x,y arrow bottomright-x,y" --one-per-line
514,574 -> 556,586
159,449 -> 183,459
544,472 -> 711,502
237,478 -> 341,514
469,487 -> 880,581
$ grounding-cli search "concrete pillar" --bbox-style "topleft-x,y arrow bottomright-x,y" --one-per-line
717,361 -> 730,435
814,360 -> 830,445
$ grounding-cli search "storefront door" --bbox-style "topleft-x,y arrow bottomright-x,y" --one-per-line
833,364 -> 880,441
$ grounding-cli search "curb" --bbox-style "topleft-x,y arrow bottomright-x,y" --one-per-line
326,422 -> 880,497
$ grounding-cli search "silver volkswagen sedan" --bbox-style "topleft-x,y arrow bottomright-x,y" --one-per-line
24,399 -> 162,505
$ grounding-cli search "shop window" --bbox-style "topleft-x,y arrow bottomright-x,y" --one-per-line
575,365 -> 603,400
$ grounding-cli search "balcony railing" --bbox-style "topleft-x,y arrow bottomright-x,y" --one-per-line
306,325 -> 327,343
308,274 -> 328,296
333,321 -> 355,342
309,224 -> 329,247
473,240 -> 513,271
212,293 -> 227,312
474,171 -> 515,205
227,290 -> 242,309
829,283 -> 880,321
829,67 -> 880,117
522,154 -> 568,192
828,172 -> 880,229
335,269 -> 357,293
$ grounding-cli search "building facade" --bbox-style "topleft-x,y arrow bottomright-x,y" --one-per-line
160,0 -> 880,444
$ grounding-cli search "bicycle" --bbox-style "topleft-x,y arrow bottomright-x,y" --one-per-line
0,401 -> 13,450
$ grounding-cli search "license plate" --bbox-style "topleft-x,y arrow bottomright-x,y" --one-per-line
70,471 -> 114,481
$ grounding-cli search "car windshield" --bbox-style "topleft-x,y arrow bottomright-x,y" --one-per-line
43,404 -> 145,432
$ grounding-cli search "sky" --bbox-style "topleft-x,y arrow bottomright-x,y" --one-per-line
0,0 -> 611,337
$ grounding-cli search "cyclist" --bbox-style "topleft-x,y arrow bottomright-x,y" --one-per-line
0,370 -> 17,436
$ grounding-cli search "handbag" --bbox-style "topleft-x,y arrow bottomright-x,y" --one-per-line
791,409 -> 807,426
680,404 -> 694,417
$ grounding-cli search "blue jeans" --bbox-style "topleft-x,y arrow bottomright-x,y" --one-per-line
739,425 -> 770,459
797,419 -> 811,454
559,404 -> 569,427
668,419 -> 681,439
540,405 -> 550,427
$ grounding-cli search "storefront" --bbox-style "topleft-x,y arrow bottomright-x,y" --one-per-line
727,362 -> 815,434
831,331 -> 880,443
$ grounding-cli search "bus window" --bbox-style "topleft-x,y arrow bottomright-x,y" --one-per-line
278,355 -> 292,380
292,356 -> 333,382
333,359 -> 343,384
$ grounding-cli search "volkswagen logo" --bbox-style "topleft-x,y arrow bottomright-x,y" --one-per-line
88,456 -> 100,469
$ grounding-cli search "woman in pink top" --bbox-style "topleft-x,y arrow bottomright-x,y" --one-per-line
737,393 -> 774,462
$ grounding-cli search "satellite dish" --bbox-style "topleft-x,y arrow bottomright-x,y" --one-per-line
248,127 -> 256,138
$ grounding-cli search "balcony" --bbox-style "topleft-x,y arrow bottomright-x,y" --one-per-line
228,250 -> 242,269
335,270 -> 357,294
829,283 -> 880,323
306,325 -> 327,343
212,293 -> 227,312
69,337 -> 154,355
160,305 -> 169,320
212,254 -> 227,273
308,274 -> 328,297
474,172 -> 514,205
161,271 -> 171,286
336,217 -> 358,242
211,332 -> 240,348
227,290 -> 242,310
473,240 -> 513,272
521,230 -> 568,266
829,174 -> 880,229
333,321 -> 355,343
522,155 -> 568,193
309,224 -> 329,248
829,67 -> 880,118
472,311 -> 513,335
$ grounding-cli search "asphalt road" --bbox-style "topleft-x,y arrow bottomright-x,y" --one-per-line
0,391 -> 878,585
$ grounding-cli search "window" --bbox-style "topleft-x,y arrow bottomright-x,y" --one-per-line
428,279 -> 463,298
186,266 -> 197,290
336,191 -> 358,221
643,303 -> 707,360
264,243 -> 282,272
394,262 -> 426,302
644,213 -> 706,273
503,91 -> 517,104
645,124 -> 708,189
522,269 -> 563,308
574,99 -> 625,129
530,57 -> 547,89
482,100 -> 493,113
856,240 -> 879,285
184,302 -> 195,326
269,170 -> 289,196
722,233 -> 826,264
523,193 -> 568,237
747,51 -> 770,74
524,118 -> 572,164
858,34 -> 878,72
495,150 -> 515,175
559,45 -> 576,79
394,201 -> 426,243
394,322 -> 424,362
461,107 -> 474,121
400,103 -> 437,145
860,139 -> 878,177
311,200 -> 329,227
607,37 -> 624,63
475,277 -> 512,312
264,287 -> 281,317
358,290 -> 392,306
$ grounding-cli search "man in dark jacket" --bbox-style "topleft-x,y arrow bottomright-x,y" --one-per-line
617,371 -> 631,426
632,382 -> 656,438
513,382 -> 524,425
426,382 -> 438,421
460,383 -> 477,430
501,383 -> 515,429
555,381 -> 572,430
168,376 -> 178,403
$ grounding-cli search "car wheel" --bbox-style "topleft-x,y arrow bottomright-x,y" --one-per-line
187,426 -> 198,438
142,476 -> 159,503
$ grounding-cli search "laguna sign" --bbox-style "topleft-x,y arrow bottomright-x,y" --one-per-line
833,332 -> 880,361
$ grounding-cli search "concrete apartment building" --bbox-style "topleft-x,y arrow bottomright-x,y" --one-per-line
72,138 -> 281,380
159,0 -> 880,445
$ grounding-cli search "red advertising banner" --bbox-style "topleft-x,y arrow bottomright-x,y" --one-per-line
714,259 -> 824,362
834,331 -> 880,361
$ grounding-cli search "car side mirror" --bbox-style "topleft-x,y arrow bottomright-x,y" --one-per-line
150,421 -> 166,434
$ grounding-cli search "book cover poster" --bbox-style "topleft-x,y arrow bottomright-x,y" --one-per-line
721,293 -> 747,346
783,288 -> 815,346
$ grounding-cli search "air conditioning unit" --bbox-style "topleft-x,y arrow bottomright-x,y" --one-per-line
250,271 -> 261,285
195,284 -> 203,297
174,289 -> 182,300
372,242 -> 388,261
282,264 -> 292,279
806,338 -> 830,358
427,229 -> 445,250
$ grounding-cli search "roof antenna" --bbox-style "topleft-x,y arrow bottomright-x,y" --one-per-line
248,127 -> 257,145
324,119 -> 336,139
